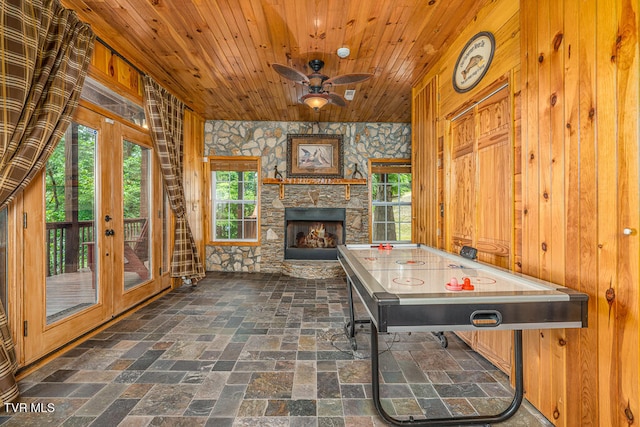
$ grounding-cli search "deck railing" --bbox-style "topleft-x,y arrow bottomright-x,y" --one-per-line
46,218 -> 147,276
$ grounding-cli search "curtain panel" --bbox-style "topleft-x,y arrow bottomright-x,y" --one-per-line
143,76 -> 205,284
0,0 -> 95,404
0,0 -> 95,209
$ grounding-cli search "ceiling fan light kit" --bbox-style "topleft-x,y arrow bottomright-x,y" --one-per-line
302,93 -> 330,110
272,59 -> 372,110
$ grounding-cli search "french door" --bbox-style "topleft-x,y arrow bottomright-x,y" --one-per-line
22,106 -> 167,363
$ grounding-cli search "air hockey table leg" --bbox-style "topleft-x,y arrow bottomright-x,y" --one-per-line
344,277 -> 370,351
370,323 -> 524,426
432,331 -> 448,348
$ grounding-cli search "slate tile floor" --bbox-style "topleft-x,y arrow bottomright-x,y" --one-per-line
3,273 -> 553,426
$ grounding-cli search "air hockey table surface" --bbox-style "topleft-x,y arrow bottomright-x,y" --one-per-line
337,243 -> 588,333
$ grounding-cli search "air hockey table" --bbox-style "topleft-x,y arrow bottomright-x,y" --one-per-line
337,243 -> 588,426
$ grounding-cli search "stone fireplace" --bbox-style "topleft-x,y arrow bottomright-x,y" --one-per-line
203,120 -> 411,273
284,208 -> 346,260
257,182 -> 369,277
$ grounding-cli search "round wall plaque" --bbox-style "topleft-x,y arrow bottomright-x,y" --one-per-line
452,32 -> 495,93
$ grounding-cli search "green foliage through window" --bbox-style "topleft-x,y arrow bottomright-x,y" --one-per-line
45,124 -> 97,276
212,168 -> 258,241
45,125 -> 96,222
372,172 -> 412,243
123,140 -> 149,219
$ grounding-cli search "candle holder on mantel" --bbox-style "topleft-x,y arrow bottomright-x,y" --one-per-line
351,164 -> 364,179
274,165 -> 284,180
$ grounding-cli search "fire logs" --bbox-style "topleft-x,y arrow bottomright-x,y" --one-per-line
295,223 -> 336,248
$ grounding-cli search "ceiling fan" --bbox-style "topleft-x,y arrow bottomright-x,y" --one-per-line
272,59 -> 373,110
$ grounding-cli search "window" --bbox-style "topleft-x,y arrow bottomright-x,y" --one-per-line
370,159 -> 412,243
80,77 -> 146,128
209,157 -> 260,243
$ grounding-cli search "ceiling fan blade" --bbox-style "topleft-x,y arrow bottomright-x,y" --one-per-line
327,93 -> 347,107
324,73 -> 373,86
272,63 -> 309,84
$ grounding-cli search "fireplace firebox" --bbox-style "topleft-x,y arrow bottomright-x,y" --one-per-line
284,208 -> 346,260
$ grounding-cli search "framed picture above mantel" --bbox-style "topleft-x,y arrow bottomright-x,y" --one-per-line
286,134 -> 343,178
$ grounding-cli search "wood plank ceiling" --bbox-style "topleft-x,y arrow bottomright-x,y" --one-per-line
61,0 -> 488,123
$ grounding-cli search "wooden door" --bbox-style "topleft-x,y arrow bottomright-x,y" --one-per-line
447,85 -> 513,372
23,107 -> 111,363
22,106 -> 167,363
449,111 -> 476,347
476,88 -> 511,268
473,88 -> 512,372
450,112 -> 475,253
112,124 -> 164,313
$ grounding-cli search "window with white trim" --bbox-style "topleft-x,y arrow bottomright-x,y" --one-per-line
210,157 -> 260,243
370,159 -> 412,243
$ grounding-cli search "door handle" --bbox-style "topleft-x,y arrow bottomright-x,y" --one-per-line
105,229 -> 115,236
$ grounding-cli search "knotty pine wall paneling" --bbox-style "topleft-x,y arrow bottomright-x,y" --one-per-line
414,0 -> 639,423
565,0 -> 597,423
183,110 -> 206,286
89,41 -> 144,102
615,4 -> 640,424
519,0 -> 544,414
519,0 -> 638,426
411,76 -> 439,248
535,12 -> 571,417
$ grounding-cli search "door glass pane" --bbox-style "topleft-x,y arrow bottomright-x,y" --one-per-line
123,140 -> 151,289
45,124 -> 98,324
0,208 -> 7,314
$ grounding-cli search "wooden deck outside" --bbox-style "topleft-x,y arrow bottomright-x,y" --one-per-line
45,270 -> 144,323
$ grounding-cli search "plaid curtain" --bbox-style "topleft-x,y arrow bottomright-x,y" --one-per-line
143,76 -> 205,284
0,0 -> 95,404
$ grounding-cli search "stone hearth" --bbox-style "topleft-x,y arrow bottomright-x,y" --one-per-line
281,260 -> 346,279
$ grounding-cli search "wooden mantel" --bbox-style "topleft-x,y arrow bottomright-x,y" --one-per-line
263,177 -> 367,200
